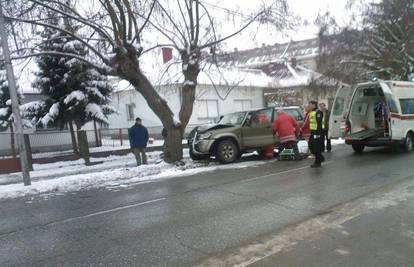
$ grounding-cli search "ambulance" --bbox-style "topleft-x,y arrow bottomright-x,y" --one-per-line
329,81 -> 414,153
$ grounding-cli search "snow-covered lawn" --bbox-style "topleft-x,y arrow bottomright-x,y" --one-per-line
0,150 -> 270,201
0,139 -> 185,159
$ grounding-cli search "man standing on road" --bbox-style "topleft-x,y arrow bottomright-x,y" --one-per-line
309,101 -> 325,168
128,117 -> 149,166
273,110 -> 301,160
319,102 -> 331,152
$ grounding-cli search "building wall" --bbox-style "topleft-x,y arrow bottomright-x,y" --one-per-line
108,84 -> 265,134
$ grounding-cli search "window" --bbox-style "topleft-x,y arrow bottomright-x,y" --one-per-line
280,109 -> 303,121
218,112 -> 246,125
126,103 -> 135,121
333,97 -> 345,116
245,109 -> 273,128
385,93 -> 398,113
400,99 -> 414,115
197,100 -> 219,119
234,99 -> 252,111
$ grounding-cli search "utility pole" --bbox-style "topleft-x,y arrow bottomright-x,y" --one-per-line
0,2 -> 31,185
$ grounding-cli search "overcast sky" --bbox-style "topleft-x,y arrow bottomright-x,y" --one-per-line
208,0 -> 353,50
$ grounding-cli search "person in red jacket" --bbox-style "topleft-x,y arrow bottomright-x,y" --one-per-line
273,110 -> 301,160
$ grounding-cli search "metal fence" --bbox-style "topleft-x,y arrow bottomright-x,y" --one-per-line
0,129 -> 100,158
0,125 -> 197,159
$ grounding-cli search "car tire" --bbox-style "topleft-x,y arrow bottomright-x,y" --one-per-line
215,139 -> 239,164
189,149 -> 210,161
257,149 -> 266,158
403,132 -> 413,153
352,144 -> 365,153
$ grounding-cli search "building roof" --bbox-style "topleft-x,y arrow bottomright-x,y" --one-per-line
214,38 -> 320,68
111,37 -> 333,94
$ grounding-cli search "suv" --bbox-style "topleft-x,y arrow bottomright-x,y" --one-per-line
188,106 -> 304,163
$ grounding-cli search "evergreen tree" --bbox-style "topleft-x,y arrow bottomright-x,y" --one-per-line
27,16 -> 114,155
0,64 -> 13,132
0,62 -> 25,156
32,19 -> 114,130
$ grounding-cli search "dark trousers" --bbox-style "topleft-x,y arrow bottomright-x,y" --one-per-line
309,135 -> 325,164
322,130 -> 331,152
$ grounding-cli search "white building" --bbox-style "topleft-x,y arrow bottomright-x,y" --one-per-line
108,67 -> 273,135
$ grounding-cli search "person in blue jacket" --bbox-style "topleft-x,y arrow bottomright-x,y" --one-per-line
128,117 -> 149,166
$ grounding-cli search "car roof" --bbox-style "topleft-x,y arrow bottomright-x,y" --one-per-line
229,106 -> 302,114
275,106 -> 302,109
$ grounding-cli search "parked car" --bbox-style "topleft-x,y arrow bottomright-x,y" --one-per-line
329,80 -> 414,153
187,106 -> 304,163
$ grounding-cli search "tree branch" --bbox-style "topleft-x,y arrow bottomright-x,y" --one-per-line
7,51 -> 113,74
27,0 -> 115,46
6,16 -> 110,65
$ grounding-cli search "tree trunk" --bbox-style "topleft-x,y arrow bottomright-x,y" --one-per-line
69,121 -> 79,154
179,49 -> 200,129
113,45 -> 203,164
75,123 -> 90,165
163,126 -> 183,163
115,46 -> 182,163
10,123 -> 16,158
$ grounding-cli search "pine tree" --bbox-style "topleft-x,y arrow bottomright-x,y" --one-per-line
0,64 -> 12,132
29,16 -> 114,155
0,62 -> 24,156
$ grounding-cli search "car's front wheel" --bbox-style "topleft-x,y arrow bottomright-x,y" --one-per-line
189,149 -> 210,161
215,139 -> 239,164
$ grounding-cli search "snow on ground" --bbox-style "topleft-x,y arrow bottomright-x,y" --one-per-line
331,138 -> 345,146
0,150 -> 271,201
0,139 -> 346,201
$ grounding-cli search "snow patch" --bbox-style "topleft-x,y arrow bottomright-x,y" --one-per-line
0,151 -> 269,200
40,102 -> 59,125
63,90 -> 87,104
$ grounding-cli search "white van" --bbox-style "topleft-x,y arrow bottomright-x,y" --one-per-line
329,81 -> 414,153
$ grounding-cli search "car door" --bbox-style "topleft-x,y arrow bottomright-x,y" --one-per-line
379,82 -> 399,138
329,83 -> 355,138
241,108 -> 275,149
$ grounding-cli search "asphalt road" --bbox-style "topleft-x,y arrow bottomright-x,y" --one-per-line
1,144 -> 414,267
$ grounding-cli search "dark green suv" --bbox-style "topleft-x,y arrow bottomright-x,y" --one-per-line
188,106 -> 304,163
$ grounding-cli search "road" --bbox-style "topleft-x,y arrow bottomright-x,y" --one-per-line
1,144 -> 414,267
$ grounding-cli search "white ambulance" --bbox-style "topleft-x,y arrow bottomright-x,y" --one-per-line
329,81 -> 414,153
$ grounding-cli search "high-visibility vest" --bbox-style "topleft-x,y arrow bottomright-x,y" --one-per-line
309,110 -> 325,131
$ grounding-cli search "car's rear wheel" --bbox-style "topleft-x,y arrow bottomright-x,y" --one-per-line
403,132 -> 413,153
215,140 -> 239,164
352,144 -> 365,153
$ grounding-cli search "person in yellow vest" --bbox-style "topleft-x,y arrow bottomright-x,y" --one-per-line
308,101 -> 325,168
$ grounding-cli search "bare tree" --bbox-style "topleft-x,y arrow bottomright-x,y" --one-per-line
5,0 -> 289,163
317,0 -> 414,83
